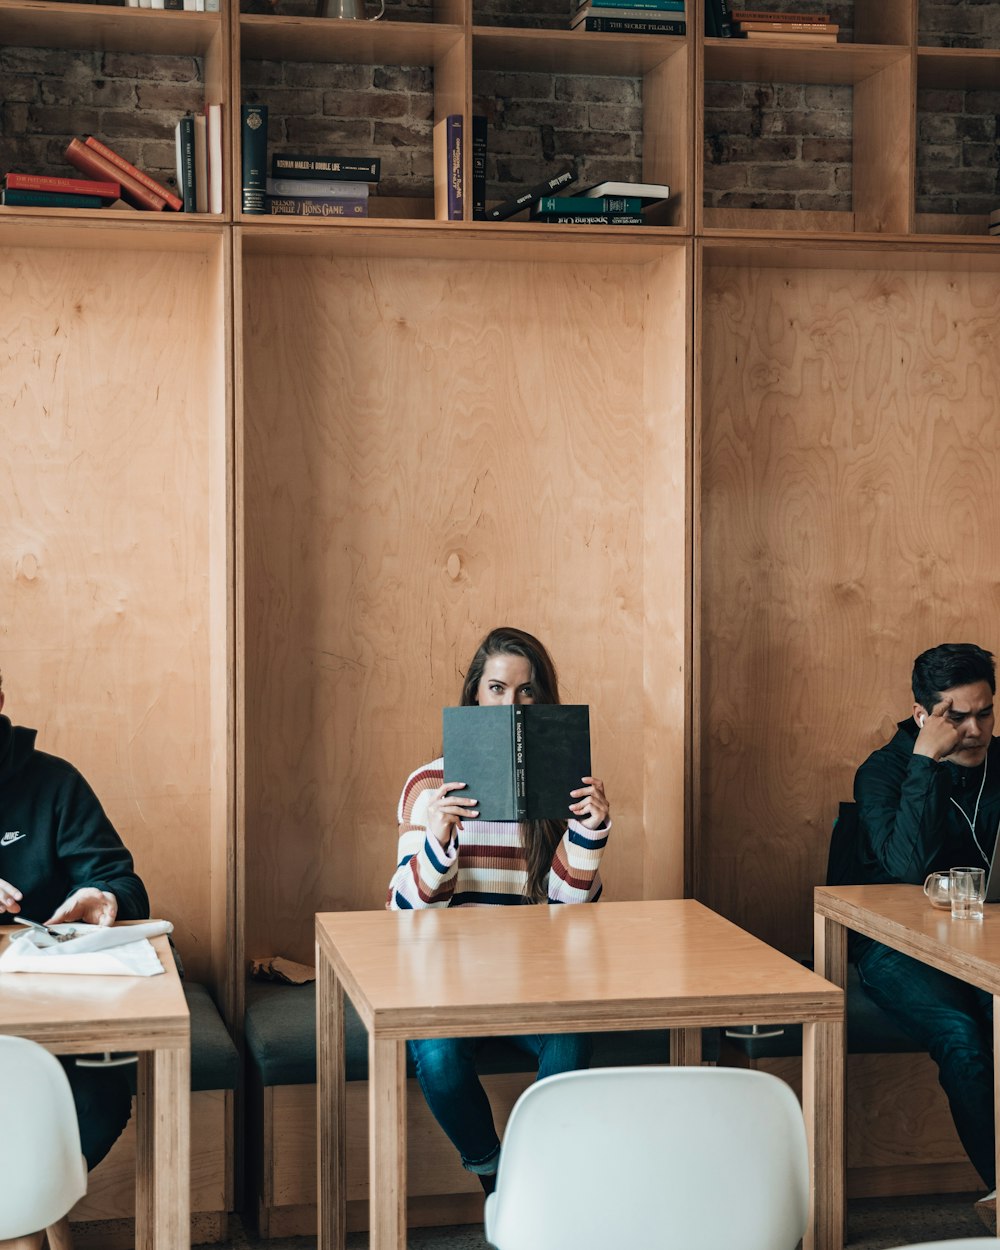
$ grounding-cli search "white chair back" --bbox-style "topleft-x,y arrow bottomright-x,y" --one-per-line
0,1036 -> 87,1239
892,1242 -> 999,1248
485,1065 -> 809,1250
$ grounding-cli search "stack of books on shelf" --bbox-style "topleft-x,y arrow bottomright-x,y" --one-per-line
265,153 -> 378,218
174,104 -> 224,213
66,135 -> 185,211
531,180 -> 670,225
990,208 -> 1000,237
3,109 -> 223,215
571,0 -> 685,35
125,0 -> 220,9
1,172 -> 122,211
731,8 -> 839,42
483,170 -> 669,225
4,134 -> 190,213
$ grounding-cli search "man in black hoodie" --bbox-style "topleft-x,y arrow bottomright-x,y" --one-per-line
853,642 -> 999,1222
0,669 -> 150,1170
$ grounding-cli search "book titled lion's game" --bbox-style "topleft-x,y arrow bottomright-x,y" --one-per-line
443,704 -> 591,822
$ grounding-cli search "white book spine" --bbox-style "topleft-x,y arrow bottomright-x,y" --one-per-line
206,103 -> 223,215
266,177 -> 370,198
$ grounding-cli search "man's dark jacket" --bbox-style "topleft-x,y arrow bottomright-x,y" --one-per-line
853,718 -> 1000,886
0,714 -> 148,923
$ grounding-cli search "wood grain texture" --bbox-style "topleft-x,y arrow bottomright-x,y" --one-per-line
317,898 -> 843,1250
817,886 -> 1000,994
316,900 -> 842,1038
699,263 -> 1000,954
741,1053 -> 978,1197
242,250 -> 688,960
0,240 -> 230,986
269,1072 -> 535,1209
71,1090 -> 229,1221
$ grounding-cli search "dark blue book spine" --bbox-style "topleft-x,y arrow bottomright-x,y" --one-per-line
242,104 -> 268,215
2,189 -> 104,208
176,115 -> 196,213
582,15 -> 685,31
487,168 -> 576,221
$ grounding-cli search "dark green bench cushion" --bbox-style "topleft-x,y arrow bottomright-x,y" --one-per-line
119,982 -> 239,1094
244,981 -> 720,1088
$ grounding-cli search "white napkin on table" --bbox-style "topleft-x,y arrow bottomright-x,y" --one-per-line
0,920 -> 173,977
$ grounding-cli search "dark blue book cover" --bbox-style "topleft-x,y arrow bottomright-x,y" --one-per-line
443,705 -> 591,822
242,104 -> 268,215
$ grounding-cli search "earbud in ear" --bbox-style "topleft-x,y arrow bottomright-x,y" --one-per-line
918,714 -> 926,728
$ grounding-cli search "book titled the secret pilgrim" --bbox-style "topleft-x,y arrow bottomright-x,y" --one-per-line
442,704 -> 591,822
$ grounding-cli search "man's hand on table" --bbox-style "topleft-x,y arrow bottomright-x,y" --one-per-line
46,888 -> 119,927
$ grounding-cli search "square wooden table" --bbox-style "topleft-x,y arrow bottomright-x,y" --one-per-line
0,931 -> 190,1250
316,898 -> 844,1250
815,882 -> 1000,1221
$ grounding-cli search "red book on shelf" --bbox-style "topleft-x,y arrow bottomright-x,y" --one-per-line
84,135 -> 184,212
5,172 -> 120,199
65,138 -> 167,212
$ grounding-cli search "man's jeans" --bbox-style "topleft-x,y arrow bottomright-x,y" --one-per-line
856,940 -> 995,1188
408,1032 -> 592,1174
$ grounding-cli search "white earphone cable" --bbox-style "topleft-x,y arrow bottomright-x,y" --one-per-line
949,750 -> 989,865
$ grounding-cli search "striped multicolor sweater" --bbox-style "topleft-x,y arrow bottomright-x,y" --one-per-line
387,758 -> 609,910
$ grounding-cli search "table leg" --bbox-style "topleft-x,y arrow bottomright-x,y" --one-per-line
369,1036 -> 406,1250
814,910 -> 847,988
135,1045 -> 190,1250
802,1018 -> 844,1250
994,1000 -> 1000,1238
317,945 -> 346,1250
668,1028 -> 702,1065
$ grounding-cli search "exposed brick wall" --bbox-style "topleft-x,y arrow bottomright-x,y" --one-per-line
0,45 -> 204,196
0,2 -> 997,219
704,1 -> 1000,218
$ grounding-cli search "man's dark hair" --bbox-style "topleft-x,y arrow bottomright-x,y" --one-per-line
912,643 -> 996,712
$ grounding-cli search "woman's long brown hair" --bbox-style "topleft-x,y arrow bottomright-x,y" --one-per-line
460,627 -> 566,903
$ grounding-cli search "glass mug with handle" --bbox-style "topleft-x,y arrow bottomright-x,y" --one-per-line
923,871 -> 953,909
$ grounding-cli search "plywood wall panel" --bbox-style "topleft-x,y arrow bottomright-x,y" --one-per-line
0,242 -> 228,983
242,250 -> 687,962
699,263 -> 1000,954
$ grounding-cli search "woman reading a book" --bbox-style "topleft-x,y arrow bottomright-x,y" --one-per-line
386,625 -> 610,1193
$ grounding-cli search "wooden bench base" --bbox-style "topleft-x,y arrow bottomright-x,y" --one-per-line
249,1073 -> 534,1237
724,1051 -> 981,1199
70,1090 -> 233,1248
250,1051 -> 982,1237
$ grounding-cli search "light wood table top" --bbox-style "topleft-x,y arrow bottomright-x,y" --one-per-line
815,884 -> 1000,992
0,932 -> 189,1051
316,897 -> 842,1036
317,899 -> 844,1250
0,929 -> 191,1250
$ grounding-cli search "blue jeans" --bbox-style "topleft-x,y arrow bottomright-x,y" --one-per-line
407,1033 -> 593,1174
62,1058 -> 132,1170
856,941 -> 995,1188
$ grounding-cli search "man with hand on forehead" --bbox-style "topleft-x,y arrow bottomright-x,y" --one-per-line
0,667 -> 150,1171
851,642 -> 1000,1229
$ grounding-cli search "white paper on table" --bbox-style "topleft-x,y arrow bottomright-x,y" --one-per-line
0,920 -> 173,976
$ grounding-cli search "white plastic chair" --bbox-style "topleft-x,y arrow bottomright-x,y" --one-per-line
0,1036 -> 86,1250
484,1065 -> 809,1250
892,1242 -> 999,1248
